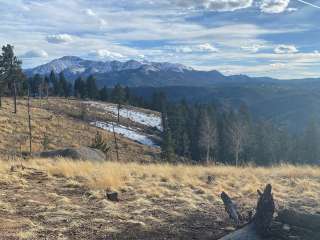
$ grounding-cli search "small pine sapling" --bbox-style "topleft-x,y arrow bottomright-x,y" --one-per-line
90,131 -> 112,160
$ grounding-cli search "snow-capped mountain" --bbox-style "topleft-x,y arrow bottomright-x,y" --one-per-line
25,56 -> 193,77
25,56 -> 274,88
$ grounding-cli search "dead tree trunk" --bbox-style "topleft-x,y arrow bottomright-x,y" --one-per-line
13,79 -> 17,114
27,89 -> 32,154
117,103 -> 121,124
219,184 -> 275,240
112,123 -> 119,161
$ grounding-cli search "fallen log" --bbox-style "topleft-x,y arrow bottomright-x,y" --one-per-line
278,209 -> 320,231
219,184 -> 275,240
219,223 -> 264,240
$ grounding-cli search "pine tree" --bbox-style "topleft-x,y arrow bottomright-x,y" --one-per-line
302,118 -> 320,164
66,82 -> 72,97
111,84 -> 125,104
161,126 -> 175,162
44,76 -> 50,98
30,74 -> 42,96
58,72 -> 67,97
253,121 -> 277,166
124,86 -> 131,103
161,108 -> 175,161
99,86 -> 109,101
90,131 -> 111,159
0,44 -> 25,113
86,75 -> 98,99
74,77 -> 81,98
49,70 -> 59,96
78,78 -> 87,98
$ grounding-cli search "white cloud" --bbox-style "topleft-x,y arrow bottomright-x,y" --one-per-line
174,43 -> 218,53
89,49 -> 125,59
99,19 -> 107,26
21,49 -> 48,58
170,0 -> 253,12
198,43 -> 218,52
46,34 -> 73,44
274,44 -> 298,54
85,8 -> 96,16
241,44 -> 265,53
260,0 -> 290,13
286,7 -> 297,12
175,46 -> 194,53
205,0 -> 253,11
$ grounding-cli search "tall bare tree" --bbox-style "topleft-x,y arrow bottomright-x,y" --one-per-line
228,112 -> 249,166
198,110 -> 218,164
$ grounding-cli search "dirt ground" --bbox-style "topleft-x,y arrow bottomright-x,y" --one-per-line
0,160 -> 319,240
0,166 -> 238,240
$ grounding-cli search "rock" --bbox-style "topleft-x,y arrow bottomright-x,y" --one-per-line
106,191 -> 119,202
35,147 -> 105,161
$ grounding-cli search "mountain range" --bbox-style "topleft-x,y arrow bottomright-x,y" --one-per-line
25,56 -> 320,131
25,56 -> 280,87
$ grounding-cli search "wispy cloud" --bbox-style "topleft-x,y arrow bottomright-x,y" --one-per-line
0,0 -> 319,78
46,34 -> 73,44
21,49 -> 49,58
260,0 -> 290,13
274,44 -> 298,54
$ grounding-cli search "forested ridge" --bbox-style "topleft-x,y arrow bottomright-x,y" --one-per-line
28,70 -> 320,166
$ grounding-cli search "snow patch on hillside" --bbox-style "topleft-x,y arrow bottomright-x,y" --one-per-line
87,101 -> 163,131
91,121 -> 158,147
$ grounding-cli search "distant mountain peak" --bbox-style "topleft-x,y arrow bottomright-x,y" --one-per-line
26,56 -> 194,76
58,56 -> 83,61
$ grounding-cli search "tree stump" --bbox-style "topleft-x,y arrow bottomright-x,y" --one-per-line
106,191 -> 119,202
219,184 -> 275,240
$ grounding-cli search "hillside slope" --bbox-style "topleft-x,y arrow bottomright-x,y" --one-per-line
0,98 -> 160,162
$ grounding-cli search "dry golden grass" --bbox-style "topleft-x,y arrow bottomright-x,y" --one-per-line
0,158 -> 319,239
14,158 -> 320,212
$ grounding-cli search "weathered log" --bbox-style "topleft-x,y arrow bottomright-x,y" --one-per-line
219,184 -> 275,240
219,223 -> 263,240
278,209 -> 320,231
221,191 -> 241,226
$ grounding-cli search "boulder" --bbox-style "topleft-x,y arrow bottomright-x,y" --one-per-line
36,147 -> 105,161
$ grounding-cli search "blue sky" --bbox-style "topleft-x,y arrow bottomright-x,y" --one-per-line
1,0 -> 320,79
